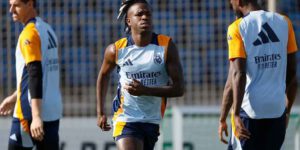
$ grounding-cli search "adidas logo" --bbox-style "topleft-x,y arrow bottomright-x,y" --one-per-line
10,134 -> 17,141
253,23 -> 280,46
47,31 -> 57,49
122,59 -> 133,67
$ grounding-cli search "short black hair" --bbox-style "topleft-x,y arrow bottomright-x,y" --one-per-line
21,0 -> 37,8
240,0 -> 258,5
118,0 -> 149,34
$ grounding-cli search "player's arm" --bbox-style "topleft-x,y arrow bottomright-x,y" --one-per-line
20,29 -> 44,141
285,52 -> 297,129
231,58 -> 250,140
284,16 -> 298,116
27,61 -> 44,141
0,91 -> 17,115
219,65 -> 233,123
218,65 -> 233,144
286,53 -> 297,115
124,40 -> 184,97
226,21 -> 250,140
284,16 -> 298,128
96,44 -> 116,131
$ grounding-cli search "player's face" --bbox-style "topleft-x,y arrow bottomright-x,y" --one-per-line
9,0 -> 32,24
126,3 -> 153,33
230,0 -> 244,18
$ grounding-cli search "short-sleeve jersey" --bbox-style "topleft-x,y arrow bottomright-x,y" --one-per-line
14,17 -> 62,121
112,33 -> 170,126
227,10 -> 298,119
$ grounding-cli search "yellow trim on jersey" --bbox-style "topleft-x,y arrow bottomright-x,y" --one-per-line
114,38 -> 128,63
227,18 -> 246,60
157,34 -> 171,62
15,85 -> 24,120
19,22 -> 42,64
15,85 -> 30,133
113,121 -> 126,137
20,119 -> 30,133
112,94 -> 125,121
283,16 -> 298,54
230,112 -> 237,137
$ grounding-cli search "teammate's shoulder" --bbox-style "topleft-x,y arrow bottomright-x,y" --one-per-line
228,18 -> 243,32
228,18 -> 243,28
20,23 -> 40,41
156,34 -> 172,47
115,37 -> 127,43
276,13 -> 293,24
114,37 -> 128,50
23,22 -> 38,32
156,34 -> 171,39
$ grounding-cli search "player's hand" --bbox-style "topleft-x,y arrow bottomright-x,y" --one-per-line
0,96 -> 16,116
30,116 -> 44,141
234,116 -> 250,140
97,115 -> 111,131
124,79 -> 147,96
218,120 -> 228,144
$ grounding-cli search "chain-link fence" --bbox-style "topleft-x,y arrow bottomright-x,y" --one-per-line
0,0 -> 299,117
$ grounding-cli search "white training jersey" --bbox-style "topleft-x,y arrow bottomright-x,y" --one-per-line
14,17 -> 62,121
227,10 -> 298,119
112,33 -> 170,125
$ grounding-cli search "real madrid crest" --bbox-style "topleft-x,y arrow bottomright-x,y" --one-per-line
154,53 -> 162,65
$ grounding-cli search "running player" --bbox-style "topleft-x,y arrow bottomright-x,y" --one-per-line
0,0 -> 62,149
219,0 -> 298,149
96,0 -> 184,149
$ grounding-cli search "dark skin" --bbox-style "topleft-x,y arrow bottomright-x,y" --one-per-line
231,58 -> 251,140
220,47 -> 298,144
223,0 -> 298,142
96,3 -> 184,150
218,65 -> 233,144
229,0 -> 257,141
285,53 -> 298,127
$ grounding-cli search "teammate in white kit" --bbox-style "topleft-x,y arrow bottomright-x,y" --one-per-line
218,0 -> 298,149
0,0 -> 62,149
96,0 -> 184,150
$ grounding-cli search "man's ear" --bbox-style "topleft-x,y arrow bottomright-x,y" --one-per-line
126,18 -> 131,27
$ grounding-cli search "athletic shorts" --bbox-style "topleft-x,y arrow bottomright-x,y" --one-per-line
228,110 -> 286,150
113,122 -> 160,150
8,118 -> 59,150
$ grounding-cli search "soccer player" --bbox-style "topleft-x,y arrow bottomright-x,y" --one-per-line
219,0 -> 298,149
96,0 -> 184,149
0,0 -> 62,149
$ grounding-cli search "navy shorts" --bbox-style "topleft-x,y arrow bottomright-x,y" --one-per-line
8,118 -> 59,150
113,122 -> 160,150
228,110 -> 286,150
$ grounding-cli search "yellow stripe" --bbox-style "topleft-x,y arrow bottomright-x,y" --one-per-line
157,34 -> 171,62
15,85 -> 24,120
19,22 -> 42,64
113,121 -> 126,137
114,38 -> 128,63
20,119 -> 30,133
16,85 -> 30,134
112,94 -> 124,121
283,16 -> 298,54
230,112 -> 237,137
227,18 -> 246,60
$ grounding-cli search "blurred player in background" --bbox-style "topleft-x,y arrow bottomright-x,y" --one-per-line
218,0 -> 298,149
0,0 -> 62,149
96,0 -> 184,149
